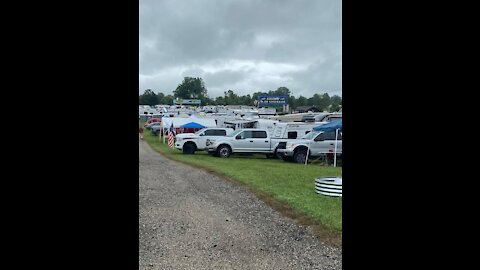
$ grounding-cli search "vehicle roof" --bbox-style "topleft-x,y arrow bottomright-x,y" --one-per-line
223,120 -> 258,124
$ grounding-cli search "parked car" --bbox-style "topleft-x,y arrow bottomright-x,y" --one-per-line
206,128 -> 297,158
175,128 -> 234,154
145,122 -> 161,130
151,125 -> 162,136
145,118 -> 162,127
276,130 -> 342,163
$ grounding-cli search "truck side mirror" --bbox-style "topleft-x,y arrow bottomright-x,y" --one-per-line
236,135 -> 242,140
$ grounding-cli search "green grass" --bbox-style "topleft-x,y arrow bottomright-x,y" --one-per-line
140,122 -> 342,244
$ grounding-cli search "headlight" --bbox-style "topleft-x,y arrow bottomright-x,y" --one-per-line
176,137 -> 183,141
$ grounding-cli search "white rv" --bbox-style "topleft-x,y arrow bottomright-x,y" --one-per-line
270,122 -> 328,139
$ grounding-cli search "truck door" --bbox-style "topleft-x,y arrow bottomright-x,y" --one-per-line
200,129 -> 215,147
234,130 -> 253,152
312,131 -> 342,155
233,131 -> 269,152
251,131 -> 270,152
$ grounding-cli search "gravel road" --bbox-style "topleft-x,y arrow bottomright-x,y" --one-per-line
139,139 -> 342,269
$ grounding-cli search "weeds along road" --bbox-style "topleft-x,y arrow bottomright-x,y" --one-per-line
139,139 -> 342,269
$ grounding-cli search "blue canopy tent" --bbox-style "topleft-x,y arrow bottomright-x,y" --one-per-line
312,120 -> 342,132
306,120 -> 342,166
180,122 -> 206,129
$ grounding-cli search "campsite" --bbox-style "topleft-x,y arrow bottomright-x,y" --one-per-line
139,104 -> 343,244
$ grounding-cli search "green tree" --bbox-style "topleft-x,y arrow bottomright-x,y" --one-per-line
307,97 -> 315,106
173,77 -> 208,100
288,95 -> 297,110
330,95 -> 342,106
310,93 -> 321,108
296,95 -> 307,107
156,92 -> 165,104
139,89 -> 158,106
215,96 -> 226,105
329,95 -> 342,112
203,97 -> 215,105
223,90 -> 241,105
321,93 -> 331,111
274,86 -> 291,96
329,103 -> 341,112
161,95 -> 174,105
241,94 -> 253,106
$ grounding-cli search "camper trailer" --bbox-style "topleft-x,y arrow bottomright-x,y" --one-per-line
271,122 -> 328,139
274,112 -> 342,123
316,113 -> 342,122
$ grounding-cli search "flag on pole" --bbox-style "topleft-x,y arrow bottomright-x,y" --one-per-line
168,122 -> 175,149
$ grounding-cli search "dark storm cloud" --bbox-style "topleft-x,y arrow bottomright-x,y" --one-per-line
140,0 -> 341,98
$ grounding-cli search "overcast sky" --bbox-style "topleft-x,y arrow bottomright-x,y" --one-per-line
139,0 -> 341,98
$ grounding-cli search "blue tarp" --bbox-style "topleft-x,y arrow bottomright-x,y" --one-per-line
180,122 -> 206,129
313,120 -> 342,132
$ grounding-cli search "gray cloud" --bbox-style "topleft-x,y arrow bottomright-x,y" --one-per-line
140,0 -> 341,98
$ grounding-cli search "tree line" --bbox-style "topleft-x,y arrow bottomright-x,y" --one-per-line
139,77 -> 342,112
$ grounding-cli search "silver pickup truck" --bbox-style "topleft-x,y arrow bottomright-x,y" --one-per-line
206,128 -> 293,158
276,130 -> 342,163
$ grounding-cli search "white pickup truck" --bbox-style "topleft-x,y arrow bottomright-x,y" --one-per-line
206,128 -> 296,158
175,127 -> 234,154
276,130 -> 342,163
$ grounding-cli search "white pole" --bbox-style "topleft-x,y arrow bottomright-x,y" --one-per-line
162,122 -> 166,144
334,128 -> 338,167
305,128 -> 313,165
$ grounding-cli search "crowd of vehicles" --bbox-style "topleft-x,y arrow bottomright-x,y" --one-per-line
166,124 -> 342,164
142,109 -> 342,164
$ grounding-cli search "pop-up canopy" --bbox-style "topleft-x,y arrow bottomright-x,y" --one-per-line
180,122 -> 206,129
313,120 -> 342,132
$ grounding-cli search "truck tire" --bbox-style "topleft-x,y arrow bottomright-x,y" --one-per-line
182,142 -> 196,154
293,149 -> 308,164
217,145 -> 231,158
274,148 -> 283,159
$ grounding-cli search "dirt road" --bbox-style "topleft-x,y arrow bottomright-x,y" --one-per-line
139,139 -> 342,269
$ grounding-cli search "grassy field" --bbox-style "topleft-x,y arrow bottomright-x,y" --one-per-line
140,122 -> 342,245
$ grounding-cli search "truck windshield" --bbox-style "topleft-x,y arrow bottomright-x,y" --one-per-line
301,131 -> 320,140
194,128 -> 207,135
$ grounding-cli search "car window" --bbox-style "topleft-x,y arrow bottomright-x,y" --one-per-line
302,131 -> 318,139
215,130 -> 227,136
315,133 -> 324,141
287,131 -> 297,139
327,116 -> 342,122
204,130 -> 216,136
239,131 -> 253,139
228,130 -> 243,137
194,128 -> 206,135
252,131 -> 267,138
323,131 -> 337,140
